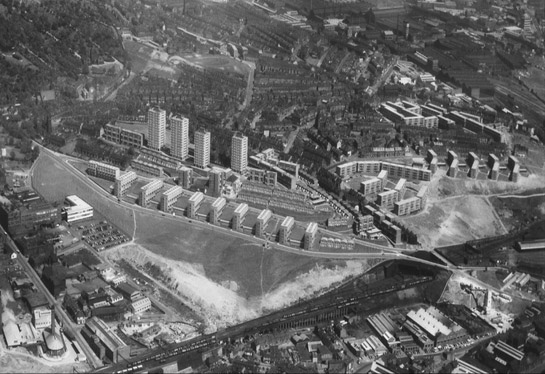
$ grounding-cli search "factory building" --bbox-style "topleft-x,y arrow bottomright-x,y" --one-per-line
232,203 -> 249,231
448,111 -> 504,143
187,192 -> 204,219
63,195 -> 93,223
493,340 -> 524,363
88,160 -> 120,181
210,197 -> 226,225
114,171 -> 137,198
82,316 -> 130,364
33,308 -> 52,330
139,179 -> 163,207
303,222 -> 318,250
0,190 -> 61,237
405,307 -> 468,348
159,185 -> 183,212
131,296 -> 151,314
255,209 -> 272,238
279,216 -> 295,245
43,316 -> 66,358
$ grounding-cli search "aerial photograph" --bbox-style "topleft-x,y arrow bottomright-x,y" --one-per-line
1,0 -> 545,373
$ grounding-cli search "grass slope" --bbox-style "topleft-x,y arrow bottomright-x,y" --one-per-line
32,153 -> 347,300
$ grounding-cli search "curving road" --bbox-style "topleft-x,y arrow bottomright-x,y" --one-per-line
33,146 -> 452,271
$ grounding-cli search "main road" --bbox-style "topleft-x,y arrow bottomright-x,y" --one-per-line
33,145 -> 450,270
2,225 -> 103,369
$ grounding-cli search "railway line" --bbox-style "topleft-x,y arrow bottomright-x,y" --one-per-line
99,261 -> 441,374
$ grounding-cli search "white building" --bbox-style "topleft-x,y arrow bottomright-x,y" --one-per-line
194,129 -> 211,169
34,308 -> 52,330
63,195 -> 94,222
131,296 -> 151,314
231,133 -> 248,174
114,171 -> 137,198
171,115 -> 189,160
147,107 -> 166,150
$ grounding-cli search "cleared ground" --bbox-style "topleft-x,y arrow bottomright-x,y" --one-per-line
31,152 -> 368,328
400,195 -> 506,248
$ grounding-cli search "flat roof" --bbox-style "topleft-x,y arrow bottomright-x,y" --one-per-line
189,191 -> 204,203
66,195 -> 92,210
234,203 -> 249,215
86,316 -> 127,351
378,170 -> 388,178
305,222 -> 318,234
281,216 -> 294,228
211,197 -> 226,209
394,178 -> 406,191
257,209 -> 272,221
162,185 -> 183,198
361,177 -> 380,185
142,179 -> 163,191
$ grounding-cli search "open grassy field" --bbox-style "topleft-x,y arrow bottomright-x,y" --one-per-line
32,154 -> 136,235
31,152 -> 368,326
133,213 -> 345,299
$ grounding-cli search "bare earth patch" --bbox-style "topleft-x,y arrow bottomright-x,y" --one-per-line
399,195 -> 505,248
105,244 -> 368,331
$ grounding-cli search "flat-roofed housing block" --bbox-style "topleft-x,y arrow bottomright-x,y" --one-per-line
394,196 -> 421,216
114,171 -> 137,198
304,222 -> 318,250
380,101 -> 439,128
88,160 -> 120,181
160,185 -> 183,212
210,197 -> 226,225
139,179 -> 163,207
187,191 -> 204,218
232,203 -> 249,231
377,190 -> 399,210
279,216 -> 295,244
255,209 -> 272,238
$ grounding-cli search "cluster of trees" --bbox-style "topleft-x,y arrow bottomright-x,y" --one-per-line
0,0 -> 125,104
317,167 -> 342,195
75,139 -> 132,168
